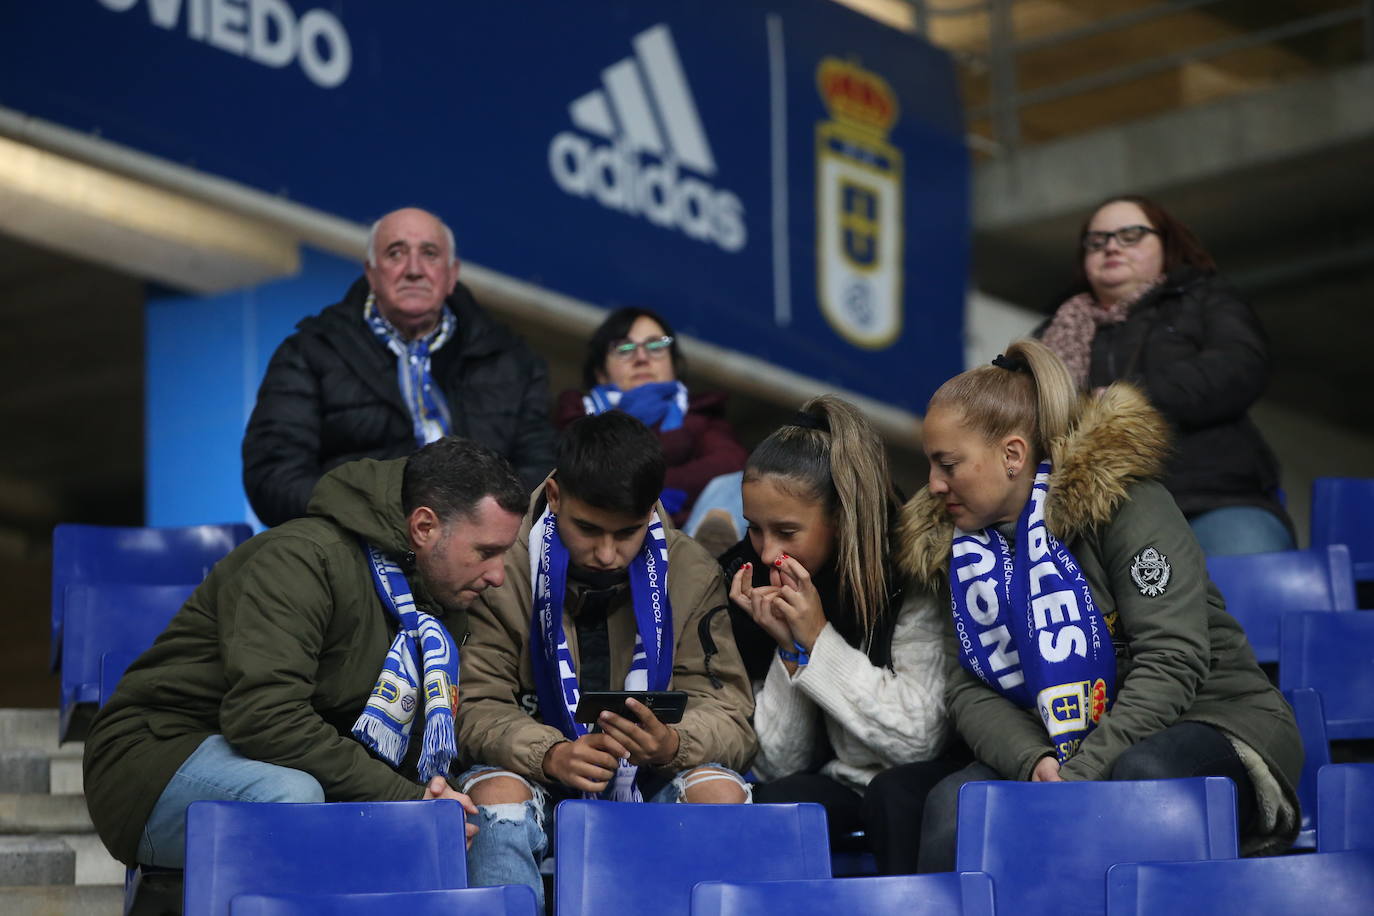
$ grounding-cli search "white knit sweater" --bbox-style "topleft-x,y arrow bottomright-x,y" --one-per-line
751,587 -> 952,792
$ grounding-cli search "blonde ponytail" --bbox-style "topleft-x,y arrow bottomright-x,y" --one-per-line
927,338 -> 1082,465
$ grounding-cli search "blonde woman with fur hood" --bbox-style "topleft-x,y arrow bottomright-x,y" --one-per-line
902,339 -> 1301,871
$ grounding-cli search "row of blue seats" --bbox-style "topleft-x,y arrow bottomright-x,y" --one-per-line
182,768 -> 1374,916
212,854 -> 1374,915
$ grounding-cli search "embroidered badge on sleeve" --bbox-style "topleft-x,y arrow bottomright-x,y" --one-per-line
1130,547 -> 1171,597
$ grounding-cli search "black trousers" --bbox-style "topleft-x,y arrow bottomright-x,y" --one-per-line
752,748 -> 972,875
917,721 -> 1258,873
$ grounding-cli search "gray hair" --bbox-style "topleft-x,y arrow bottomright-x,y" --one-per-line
366,211 -> 458,267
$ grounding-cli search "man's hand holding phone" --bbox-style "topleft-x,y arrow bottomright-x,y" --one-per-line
595,697 -> 681,768
542,732 -> 629,794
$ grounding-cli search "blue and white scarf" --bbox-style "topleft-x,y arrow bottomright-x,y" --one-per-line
584,380 -> 689,433
584,381 -> 690,514
365,293 -> 456,447
352,541 -> 460,782
528,506 -> 674,801
948,461 -> 1116,762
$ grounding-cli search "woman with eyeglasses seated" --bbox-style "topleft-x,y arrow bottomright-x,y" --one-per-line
1037,194 -> 1293,556
556,307 -> 747,551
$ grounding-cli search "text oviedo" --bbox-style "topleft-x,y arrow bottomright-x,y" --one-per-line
96,0 -> 351,89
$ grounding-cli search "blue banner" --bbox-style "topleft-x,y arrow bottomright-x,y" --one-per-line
1,0 -> 968,411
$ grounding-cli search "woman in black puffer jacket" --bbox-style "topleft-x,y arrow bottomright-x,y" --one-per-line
1037,194 -> 1293,555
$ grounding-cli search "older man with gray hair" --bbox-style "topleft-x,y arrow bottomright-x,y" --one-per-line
243,207 -> 556,526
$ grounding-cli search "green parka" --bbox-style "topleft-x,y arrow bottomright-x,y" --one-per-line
84,458 -> 444,866
898,384 -> 1302,854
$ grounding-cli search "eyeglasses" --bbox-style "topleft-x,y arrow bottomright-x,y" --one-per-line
609,335 -> 674,361
1082,225 -> 1158,252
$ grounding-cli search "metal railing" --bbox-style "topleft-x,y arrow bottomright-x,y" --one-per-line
901,0 -> 1374,155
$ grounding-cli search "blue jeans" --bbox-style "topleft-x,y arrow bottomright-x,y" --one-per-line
137,735 -> 324,868
684,472 -> 745,540
460,763 -> 749,910
1189,506 -> 1295,556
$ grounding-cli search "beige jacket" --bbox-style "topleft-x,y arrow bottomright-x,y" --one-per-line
457,485 -> 757,784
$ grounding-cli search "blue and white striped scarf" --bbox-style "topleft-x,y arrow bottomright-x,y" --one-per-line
528,506 -> 673,801
365,293 -> 456,447
352,541 -> 460,782
584,380 -> 688,432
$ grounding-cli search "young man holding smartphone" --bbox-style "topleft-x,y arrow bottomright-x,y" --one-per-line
457,411 -> 756,905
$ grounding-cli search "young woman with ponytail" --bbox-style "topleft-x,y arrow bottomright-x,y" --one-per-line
721,394 -> 962,875
901,339 -> 1302,871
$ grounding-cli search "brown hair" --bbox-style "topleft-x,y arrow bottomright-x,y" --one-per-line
927,339 -> 1081,467
1073,194 -> 1216,293
744,395 -> 897,645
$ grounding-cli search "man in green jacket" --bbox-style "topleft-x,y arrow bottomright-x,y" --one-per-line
83,438 -> 526,869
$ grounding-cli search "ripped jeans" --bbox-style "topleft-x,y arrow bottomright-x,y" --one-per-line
459,763 -> 750,909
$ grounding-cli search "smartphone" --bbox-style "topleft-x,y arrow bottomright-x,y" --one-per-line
573,690 -> 689,725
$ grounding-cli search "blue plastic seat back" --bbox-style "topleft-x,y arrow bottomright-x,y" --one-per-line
100,650 -> 140,708
1204,545 -> 1355,662
1106,849 -> 1374,916
955,777 -> 1239,916
51,522 -> 250,669
229,885 -> 537,916
1279,612 -> 1374,740
1311,477 -> 1374,582
1285,687 -> 1332,848
184,800 -> 468,916
691,872 -> 995,916
61,582 -> 196,736
554,800 -> 830,916
1317,763 -> 1374,852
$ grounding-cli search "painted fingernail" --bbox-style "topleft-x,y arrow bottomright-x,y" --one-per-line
774,557 -> 784,566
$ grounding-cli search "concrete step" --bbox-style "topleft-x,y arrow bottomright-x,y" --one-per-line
0,750 -> 85,795
0,836 -> 74,886
0,883 -> 125,915
0,795 -> 93,834
56,833 -> 124,886
0,710 -> 73,755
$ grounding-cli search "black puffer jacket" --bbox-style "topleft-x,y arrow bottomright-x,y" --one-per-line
1043,268 -> 1290,530
243,277 -> 555,526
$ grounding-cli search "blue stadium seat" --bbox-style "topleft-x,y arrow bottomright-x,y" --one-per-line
60,582 -> 195,739
1279,612 -> 1374,740
955,777 -> 1239,916
229,885 -> 537,915
1311,477 -> 1374,584
100,650 -> 139,708
1106,849 -> 1374,916
691,872 -> 995,916
51,522 -> 249,670
1205,545 -> 1355,662
1318,763 -> 1374,853
184,800 -> 468,916
555,800 -> 830,916
1285,687 -> 1332,849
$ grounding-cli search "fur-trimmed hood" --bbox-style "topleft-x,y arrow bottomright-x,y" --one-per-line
897,383 -> 1171,588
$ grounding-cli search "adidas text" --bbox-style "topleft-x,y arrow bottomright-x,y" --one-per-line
549,134 -> 746,252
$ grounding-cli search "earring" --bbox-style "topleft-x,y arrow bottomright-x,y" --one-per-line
1006,467 -> 1015,479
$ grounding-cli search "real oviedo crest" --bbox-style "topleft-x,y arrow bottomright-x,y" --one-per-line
815,58 -> 904,350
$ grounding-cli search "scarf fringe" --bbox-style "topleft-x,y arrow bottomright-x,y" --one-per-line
353,715 -> 406,766
419,715 -> 457,782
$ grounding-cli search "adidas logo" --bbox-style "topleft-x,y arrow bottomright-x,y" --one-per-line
547,24 -> 747,253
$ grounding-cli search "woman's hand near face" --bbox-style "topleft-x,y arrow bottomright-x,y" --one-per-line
768,555 -> 828,652
729,563 -> 793,649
